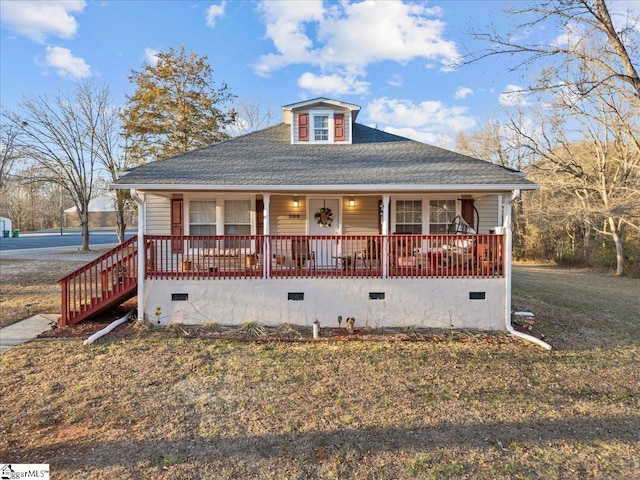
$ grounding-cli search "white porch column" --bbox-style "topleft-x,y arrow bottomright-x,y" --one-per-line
262,194 -> 271,279
382,194 -> 390,278
130,189 -> 146,322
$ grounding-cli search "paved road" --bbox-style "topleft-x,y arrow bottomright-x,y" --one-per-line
0,229 -> 135,252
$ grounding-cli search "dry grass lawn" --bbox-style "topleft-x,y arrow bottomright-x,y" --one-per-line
1,260 -> 639,479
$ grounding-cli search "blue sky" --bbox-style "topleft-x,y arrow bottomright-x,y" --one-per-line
1,1 -> 637,148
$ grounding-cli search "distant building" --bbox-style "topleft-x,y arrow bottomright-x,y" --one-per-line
0,216 -> 13,234
64,194 -> 136,228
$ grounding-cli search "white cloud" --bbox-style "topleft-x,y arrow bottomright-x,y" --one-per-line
298,72 -> 369,95
0,0 -> 85,43
43,46 -> 91,78
206,2 -> 226,28
366,97 -> 476,146
254,1 -> 324,75
388,74 -> 403,87
553,21 -> 587,49
383,126 -> 440,145
145,48 -> 161,66
499,84 -> 529,107
254,0 -> 460,95
454,87 -> 473,100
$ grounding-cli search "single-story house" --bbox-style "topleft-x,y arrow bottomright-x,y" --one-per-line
64,193 -> 137,228
60,97 -> 543,343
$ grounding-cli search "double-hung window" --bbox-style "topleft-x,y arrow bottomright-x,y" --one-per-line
224,200 -> 251,249
313,115 -> 329,141
396,200 -> 422,234
189,200 -> 216,236
429,200 -> 456,233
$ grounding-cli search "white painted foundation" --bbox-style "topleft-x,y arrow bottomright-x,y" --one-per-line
144,277 -> 506,330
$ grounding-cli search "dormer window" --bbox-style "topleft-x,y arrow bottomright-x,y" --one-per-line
284,98 -> 360,145
314,114 -> 329,141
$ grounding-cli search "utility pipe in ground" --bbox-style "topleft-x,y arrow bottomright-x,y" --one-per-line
84,309 -> 135,345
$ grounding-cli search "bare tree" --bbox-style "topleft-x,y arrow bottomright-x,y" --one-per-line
455,114 -> 537,257
227,97 -> 278,137
3,82 -> 115,250
466,0 -> 640,99
467,0 -> 640,274
0,121 -> 21,190
91,86 -> 134,243
511,78 -> 639,274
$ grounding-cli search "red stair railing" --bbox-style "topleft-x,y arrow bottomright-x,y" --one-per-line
58,236 -> 139,326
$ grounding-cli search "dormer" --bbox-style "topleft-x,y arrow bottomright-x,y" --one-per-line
282,98 -> 361,145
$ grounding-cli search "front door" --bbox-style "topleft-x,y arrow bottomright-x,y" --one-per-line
308,198 -> 340,267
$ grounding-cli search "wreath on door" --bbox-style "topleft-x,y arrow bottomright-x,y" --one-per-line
315,207 -> 334,228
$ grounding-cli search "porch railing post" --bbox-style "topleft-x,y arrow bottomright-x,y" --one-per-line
381,195 -> 390,278
263,194 -> 270,279
263,235 -> 271,279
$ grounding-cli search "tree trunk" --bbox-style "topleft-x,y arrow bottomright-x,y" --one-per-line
114,197 -> 127,244
608,217 -> 624,275
80,210 -> 90,252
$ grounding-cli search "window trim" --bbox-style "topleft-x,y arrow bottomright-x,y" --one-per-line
223,199 -> 252,236
428,198 -> 458,234
187,199 -> 217,236
394,199 -> 423,234
309,110 -> 334,144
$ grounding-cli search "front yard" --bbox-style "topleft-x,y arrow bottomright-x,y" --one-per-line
0,264 -> 638,479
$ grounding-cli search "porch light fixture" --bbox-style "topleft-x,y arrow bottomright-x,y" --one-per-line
349,198 -> 355,207
293,199 -> 299,208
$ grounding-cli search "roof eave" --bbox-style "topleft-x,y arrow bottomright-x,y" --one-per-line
112,183 -> 539,192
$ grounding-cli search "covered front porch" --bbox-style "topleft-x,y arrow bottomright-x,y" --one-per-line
145,233 -> 504,280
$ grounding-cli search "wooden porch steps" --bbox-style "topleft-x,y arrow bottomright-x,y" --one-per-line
58,236 -> 139,326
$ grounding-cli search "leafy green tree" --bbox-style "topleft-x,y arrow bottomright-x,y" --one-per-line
121,46 -> 236,164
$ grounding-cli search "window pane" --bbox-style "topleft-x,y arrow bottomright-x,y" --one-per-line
225,200 -> 250,224
429,200 -> 455,233
189,201 -> 216,235
191,224 -> 216,236
396,200 -> 422,234
314,115 -> 329,141
314,116 -> 328,128
224,225 -> 251,235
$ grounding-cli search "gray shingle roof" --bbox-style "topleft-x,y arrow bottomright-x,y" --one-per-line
115,123 -> 537,189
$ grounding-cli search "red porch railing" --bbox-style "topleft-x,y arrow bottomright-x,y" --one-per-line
145,235 -> 265,279
59,236 -> 139,326
144,234 -> 504,280
387,233 -> 503,278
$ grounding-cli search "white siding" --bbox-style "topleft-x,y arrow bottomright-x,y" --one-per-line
146,194 -> 171,235
475,195 -> 500,234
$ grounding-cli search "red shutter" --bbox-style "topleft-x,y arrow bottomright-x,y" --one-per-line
171,198 -> 183,253
334,113 -> 345,141
298,113 -> 309,141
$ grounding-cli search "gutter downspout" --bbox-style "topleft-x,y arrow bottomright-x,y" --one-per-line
504,189 -> 552,350
131,189 -> 146,323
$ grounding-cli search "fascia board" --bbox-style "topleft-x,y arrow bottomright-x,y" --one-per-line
112,183 -> 540,192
